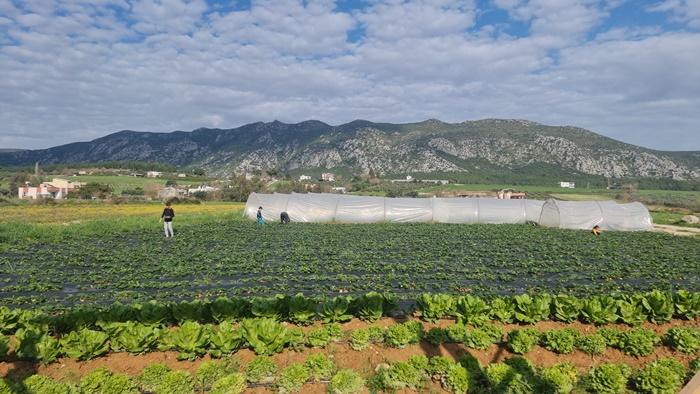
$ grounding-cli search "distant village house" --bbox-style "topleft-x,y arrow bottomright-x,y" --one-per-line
558,182 -> 575,188
299,175 -> 311,181
18,178 -> 85,199
147,171 -> 163,178
321,173 -> 335,182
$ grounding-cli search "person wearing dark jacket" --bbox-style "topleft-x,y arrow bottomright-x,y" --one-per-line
159,201 -> 175,237
280,211 -> 290,224
257,206 -> 265,225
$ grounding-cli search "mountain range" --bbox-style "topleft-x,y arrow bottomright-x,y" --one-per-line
1,119 -> 699,180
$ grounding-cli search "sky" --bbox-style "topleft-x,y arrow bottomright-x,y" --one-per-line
1,0 -> 699,152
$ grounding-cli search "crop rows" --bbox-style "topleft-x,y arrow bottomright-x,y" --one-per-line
1,219 -> 699,307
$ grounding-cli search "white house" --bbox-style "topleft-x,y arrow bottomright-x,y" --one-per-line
321,173 -> 335,181
147,171 -> 163,178
18,178 -> 85,199
299,175 -> 311,181
558,182 -> 575,188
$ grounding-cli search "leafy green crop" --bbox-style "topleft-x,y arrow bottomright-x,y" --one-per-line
59,327 -> 110,361
619,328 -> 660,357
319,296 -> 354,323
580,295 -> 619,325
288,293 -> 317,326
456,295 -> 490,326
208,320 -> 242,358
240,317 -> 287,356
417,293 -> 456,323
664,326 -> 700,354
513,294 -> 550,324
160,320 -> 209,360
642,289 -> 674,324
541,328 -> 581,354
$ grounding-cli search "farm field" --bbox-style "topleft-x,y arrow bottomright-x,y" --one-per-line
1,204 -> 699,308
1,202 -> 700,393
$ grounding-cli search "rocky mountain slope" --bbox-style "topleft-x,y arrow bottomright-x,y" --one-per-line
1,119 -> 699,180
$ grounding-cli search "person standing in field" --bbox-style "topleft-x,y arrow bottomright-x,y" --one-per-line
159,201 -> 175,237
257,206 -> 265,225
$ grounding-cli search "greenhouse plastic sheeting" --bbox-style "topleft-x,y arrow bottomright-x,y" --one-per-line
244,193 -> 545,224
537,199 -> 653,231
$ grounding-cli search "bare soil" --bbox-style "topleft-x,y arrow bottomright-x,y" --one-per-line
654,224 -> 700,237
2,317 -> 699,393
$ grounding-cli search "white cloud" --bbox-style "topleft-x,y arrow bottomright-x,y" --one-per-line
0,0 -> 698,151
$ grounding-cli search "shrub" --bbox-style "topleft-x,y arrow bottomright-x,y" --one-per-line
586,363 -> 631,394
245,355 -> 278,383
576,333 -> 607,355
279,363 -> 309,393
210,373 -> 247,394
156,370 -> 196,394
350,329 -> 370,350
138,363 -> 172,392
327,369 -> 365,394
303,353 -> 335,381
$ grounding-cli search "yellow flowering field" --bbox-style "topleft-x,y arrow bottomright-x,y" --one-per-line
0,201 -> 244,224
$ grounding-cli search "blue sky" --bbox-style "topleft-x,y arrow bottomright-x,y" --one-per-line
1,0 -> 699,151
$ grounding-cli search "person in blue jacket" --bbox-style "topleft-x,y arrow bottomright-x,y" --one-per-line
257,206 -> 265,225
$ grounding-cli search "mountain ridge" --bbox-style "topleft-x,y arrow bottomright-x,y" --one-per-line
1,119 -> 699,180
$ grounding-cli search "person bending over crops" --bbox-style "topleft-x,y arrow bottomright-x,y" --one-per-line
280,211 -> 290,224
159,201 -> 175,237
591,225 -> 601,235
257,206 -> 265,225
